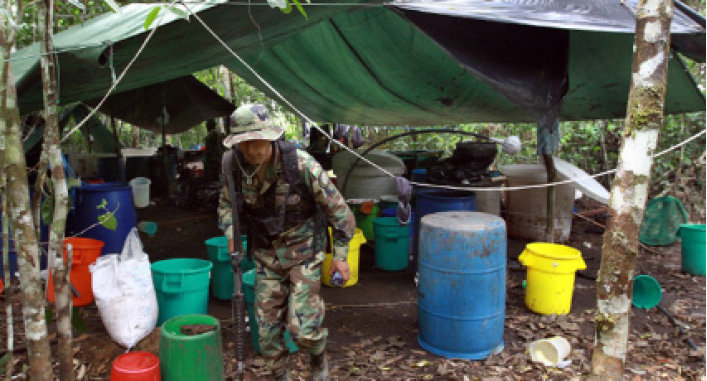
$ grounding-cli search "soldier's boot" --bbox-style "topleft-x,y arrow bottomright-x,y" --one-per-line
310,352 -> 329,381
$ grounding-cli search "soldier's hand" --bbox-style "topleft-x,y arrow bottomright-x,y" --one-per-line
330,260 -> 350,283
228,238 -> 235,253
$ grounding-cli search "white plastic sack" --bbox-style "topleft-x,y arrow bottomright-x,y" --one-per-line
90,228 -> 158,348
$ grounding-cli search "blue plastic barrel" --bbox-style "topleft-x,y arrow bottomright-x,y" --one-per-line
418,211 -> 506,359
413,190 -> 476,267
67,183 -> 137,255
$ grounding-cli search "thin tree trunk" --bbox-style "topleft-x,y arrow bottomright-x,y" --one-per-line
589,0 -> 673,379
597,120 -> 611,189
2,169 -> 14,379
132,125 -> 139,148
219,66 -> 233,134
1,29 -> 54,381
38,0 -> 72,379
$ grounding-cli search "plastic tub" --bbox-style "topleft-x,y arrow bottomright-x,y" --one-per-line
204,235 -> 250,300
110,351 -> 160,381
47,237 -> 104,306
678,224 -> 706,276
373,217 -> 410,271
500,164 -> 574,242
129,177 -> 151,208
151,259 -> 212,325
159,314 -> 224,380
518,243 -> 586,315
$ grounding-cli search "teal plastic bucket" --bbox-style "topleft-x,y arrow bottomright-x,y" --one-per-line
205,236 -> 251,300
632,275 -> 662,309
152,259 -> 213,325
678,224 -> 706,276
242,270 -> 298,354
373,217 -> 411,271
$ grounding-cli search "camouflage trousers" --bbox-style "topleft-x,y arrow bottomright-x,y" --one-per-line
254,251 -> 327,373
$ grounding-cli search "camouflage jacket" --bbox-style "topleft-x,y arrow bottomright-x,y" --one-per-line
218,145 -> 355,269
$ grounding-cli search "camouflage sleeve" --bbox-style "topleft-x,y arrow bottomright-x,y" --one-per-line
298,150 -> 355,261
217,169 -> 234,240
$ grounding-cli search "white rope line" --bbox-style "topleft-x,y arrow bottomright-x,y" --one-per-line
181,1 -> 399,180
182,1 -> 707,194
59,1 -> 178,143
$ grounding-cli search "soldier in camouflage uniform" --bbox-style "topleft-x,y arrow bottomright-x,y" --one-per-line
218,104 -> 355,381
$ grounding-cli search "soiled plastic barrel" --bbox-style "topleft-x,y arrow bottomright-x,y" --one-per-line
418,211 -> 506,360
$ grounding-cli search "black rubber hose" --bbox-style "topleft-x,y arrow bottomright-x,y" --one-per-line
657,305 -> 706,363
340,129 -> 492,197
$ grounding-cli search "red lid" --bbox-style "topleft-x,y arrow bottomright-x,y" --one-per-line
113,352 -> 159,372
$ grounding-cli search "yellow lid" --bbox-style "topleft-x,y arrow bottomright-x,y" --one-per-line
523,242 -> 582,260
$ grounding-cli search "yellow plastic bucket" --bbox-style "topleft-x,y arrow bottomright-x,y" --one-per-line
322,228 -> 366,287
518,243 -> 586,315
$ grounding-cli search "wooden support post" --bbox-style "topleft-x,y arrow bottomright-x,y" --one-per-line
542,154 -> 556,242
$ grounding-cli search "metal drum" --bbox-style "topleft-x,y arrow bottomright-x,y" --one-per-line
418,211 -> 506,359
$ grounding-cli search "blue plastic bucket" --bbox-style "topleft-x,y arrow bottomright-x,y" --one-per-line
152,258 -> 213,326
418,211 -> 506,359
67,183 -> 137,255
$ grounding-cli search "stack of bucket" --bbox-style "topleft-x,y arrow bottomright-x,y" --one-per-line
204,235 -> 251,300
47,237 -> 104,306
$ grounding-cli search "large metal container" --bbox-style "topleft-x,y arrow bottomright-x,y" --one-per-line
418,211 -> 506,360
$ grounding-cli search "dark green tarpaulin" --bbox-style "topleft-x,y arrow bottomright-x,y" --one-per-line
8,0 -> 705,125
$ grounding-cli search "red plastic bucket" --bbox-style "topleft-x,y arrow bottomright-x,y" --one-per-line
110,351 -> 160,381
47,237 -> 104,306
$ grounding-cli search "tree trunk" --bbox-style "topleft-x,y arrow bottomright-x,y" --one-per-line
219,66 -> 233,133
589,0 -> 673,379
132,125 -> 139,148
38,0 -> 72,379
1,28 -> 54,381
2,169 -> 14,379
596,120 -> 611,189
542,154 -> 556,243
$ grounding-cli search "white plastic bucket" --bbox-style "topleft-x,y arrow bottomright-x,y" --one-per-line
529,336 -> 571,367
129,177 -> 151,208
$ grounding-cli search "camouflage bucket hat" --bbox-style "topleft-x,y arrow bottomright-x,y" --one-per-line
223,103 -> 284,147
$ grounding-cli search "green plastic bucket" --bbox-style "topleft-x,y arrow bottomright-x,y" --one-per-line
373,217 -> 410,271
152,259 -> 213,325
352,203 -> 379,241
242,270 -> 298,354
205,235 -> 251,300
678,224 -> 706,276
159,314 -> 224,381
632,275 -> 662,309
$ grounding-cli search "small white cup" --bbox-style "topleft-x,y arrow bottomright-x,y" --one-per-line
529,336 -> 571,367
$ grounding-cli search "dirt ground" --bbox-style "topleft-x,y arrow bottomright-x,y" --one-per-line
1,200 -> 705,380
